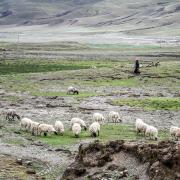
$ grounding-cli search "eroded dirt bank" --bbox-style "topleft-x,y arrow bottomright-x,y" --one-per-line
62,140 -> 180,180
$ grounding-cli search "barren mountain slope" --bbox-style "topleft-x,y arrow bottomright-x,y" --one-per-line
0,0 -> 180,35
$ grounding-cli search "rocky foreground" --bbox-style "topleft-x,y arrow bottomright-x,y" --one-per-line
62,140 -> 180,180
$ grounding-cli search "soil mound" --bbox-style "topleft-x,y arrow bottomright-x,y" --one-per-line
62,140 -> 180,180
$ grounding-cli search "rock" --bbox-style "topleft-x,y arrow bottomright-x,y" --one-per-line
24,161 -> 32,166
157,93 -> 164,97
107,164 -> 119,171
150,161 -> 160,172
74,167 -> 86,176
97,159 -> 106,167
13,131 -> 21,134
31,141 -> 45,146
54,148 -> 72,155
62,166 -> 86,179
161,154 -> 173,168
26,137 -> 33,141
26,168 -> 36,174
175,172 -> 180,178
16,158 -> 22,165
47,148 -> 53,151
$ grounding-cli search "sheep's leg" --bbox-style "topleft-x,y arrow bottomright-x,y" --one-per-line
35,128 -> 39,136
136,129 -> 140,135
108,117 -> 110,123
20,123 -> 23,131
32,129 -> 35,136
98,130 -> 100,136
171,135 -> 174,140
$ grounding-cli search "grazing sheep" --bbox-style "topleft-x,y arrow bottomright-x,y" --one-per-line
30,121 -> 41,135
6,109 -> 20,121
20,118 -> 33,131
155,61 -> 160,67
145,125 -> 158,140
73,89 -> 79,95
67,86 -> 79,95
108,111 -> 122,123
72,123 -> 81,138
70,118 -> 87,130
170,126 -> 178,138
93,113 -> 105,123
38,124 -> 57,136
89,122 -> 100,137
135,118 -> 148,135
54,121 -> 64,135
170,126 -> 180,140
175,128 -> 180,140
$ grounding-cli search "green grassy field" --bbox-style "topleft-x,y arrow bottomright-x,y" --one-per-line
0,59 -> 114,75
35,124 -> 169,146
0,59 -> 179,95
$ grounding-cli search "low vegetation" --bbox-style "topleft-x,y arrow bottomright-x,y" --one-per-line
112,97 -> 180,110
0,59 -> 114,75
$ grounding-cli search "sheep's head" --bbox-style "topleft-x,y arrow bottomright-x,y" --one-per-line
73,90 -> 79,95
60,129 -> 64,135
15,114 -> 21,120
118,118 -> 122,122
92,132 -> 97,137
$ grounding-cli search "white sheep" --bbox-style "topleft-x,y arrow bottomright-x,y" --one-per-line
20,118 -> 33,131
108,111 -> 122,123
145,125 -> 158,140
6,109 -> 20,121
135,118 -> 148,135
54,121 -> 64,135
72,123 -> 81,138
170,126 -> 178,138
70,118 -> 87,130
170,126 -> 180,140
175,128 -> 180,140
67,86 -> 79,95
93,113 -> 105,124
30,121 -> 41,135
38,124 -> 57,136
89,122 -> 100,137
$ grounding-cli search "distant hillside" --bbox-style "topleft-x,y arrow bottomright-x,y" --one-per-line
0,0 -> 180,35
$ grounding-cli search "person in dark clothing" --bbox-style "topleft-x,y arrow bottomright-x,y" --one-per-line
134,59 -> 140,74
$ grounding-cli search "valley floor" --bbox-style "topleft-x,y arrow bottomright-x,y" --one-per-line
0,43 -> 179,179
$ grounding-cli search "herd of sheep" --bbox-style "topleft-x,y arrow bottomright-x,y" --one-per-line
4,87 -> 180,140
135,118 -> 180,140
18,112 -> 119,138
5,108 -> 180,141
12,112 -> 104,138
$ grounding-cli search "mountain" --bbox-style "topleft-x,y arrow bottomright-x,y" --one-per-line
0,0 -> 180,36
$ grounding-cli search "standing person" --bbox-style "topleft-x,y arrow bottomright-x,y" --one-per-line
134,58 -> 140,74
